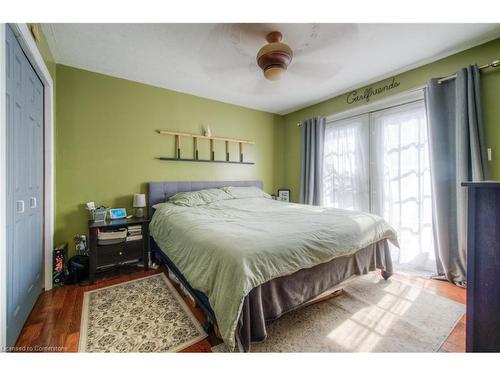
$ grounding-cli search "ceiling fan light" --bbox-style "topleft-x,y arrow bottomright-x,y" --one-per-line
264,66 -> 286,80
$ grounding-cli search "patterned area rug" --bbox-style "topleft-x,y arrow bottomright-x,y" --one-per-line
212,274 -> 465,352
79,274 -> 207,352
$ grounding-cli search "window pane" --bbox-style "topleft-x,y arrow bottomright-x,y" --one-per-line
371,101 -> 435,274
323,115 -> 370,212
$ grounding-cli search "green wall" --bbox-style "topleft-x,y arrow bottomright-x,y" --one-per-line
279,38 -> 500,202
37,27 -> 500,254
55,65 -> 281,253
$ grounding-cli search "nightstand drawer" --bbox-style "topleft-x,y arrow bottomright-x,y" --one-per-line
124,239 -> 143,256
97,241 -> 143,267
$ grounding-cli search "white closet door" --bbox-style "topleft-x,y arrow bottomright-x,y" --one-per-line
5,25 -> 44,348
323,114 -> 370,212
371,101 -> 435,273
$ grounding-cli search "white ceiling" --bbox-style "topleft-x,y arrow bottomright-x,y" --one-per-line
41,23 -> 500,115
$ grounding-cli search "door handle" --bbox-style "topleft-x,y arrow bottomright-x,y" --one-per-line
30,197 -> 37,209
16,200 -> 25,213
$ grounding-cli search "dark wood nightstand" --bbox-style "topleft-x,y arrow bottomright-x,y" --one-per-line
88,217 -> 150,284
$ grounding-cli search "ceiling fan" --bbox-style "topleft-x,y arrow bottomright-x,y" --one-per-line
256,31 -> 293,80
200,24 -> 359,92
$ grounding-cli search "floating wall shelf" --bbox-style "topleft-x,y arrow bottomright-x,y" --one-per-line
157,130 -> 255,165
156,157 -> 254,165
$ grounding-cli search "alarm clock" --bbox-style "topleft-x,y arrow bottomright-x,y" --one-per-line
109,208 -> 127,220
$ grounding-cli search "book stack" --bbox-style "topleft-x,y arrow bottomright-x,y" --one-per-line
97,228 -> 127,245
127,225 -> 143,242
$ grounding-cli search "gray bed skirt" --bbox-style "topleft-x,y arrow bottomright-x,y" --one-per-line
236,239 -> 393,352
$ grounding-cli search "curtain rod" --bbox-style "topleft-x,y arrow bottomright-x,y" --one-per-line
437,58 -> 500,84
296,58 -> 500,127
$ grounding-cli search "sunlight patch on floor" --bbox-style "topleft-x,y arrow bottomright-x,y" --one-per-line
325,282 -> 422,351
326,316 -> 383,351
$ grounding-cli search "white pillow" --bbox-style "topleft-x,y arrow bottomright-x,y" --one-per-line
221,186 -> 271,199
168,188 -> 232,207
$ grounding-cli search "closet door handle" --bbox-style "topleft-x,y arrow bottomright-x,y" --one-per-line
16,200 -> 25,213
30,197 -> 37,209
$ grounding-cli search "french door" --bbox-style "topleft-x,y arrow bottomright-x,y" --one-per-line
323,100 -> 435,274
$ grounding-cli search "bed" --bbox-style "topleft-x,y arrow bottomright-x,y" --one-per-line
147,180 -> 397,352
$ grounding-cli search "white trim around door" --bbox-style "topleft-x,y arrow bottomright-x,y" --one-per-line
0,23 -> 55,350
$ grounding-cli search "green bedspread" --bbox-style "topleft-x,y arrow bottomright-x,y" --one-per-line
150,197 -> 398,350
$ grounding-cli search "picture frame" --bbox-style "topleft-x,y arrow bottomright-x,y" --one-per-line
93,207 -> 107,222
277,189 -> 290,202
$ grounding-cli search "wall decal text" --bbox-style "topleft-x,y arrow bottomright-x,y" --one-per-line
346,77 -> 401,104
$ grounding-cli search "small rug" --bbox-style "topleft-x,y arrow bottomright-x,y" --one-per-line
79,274 -> 207,352
212,274 -> 465,352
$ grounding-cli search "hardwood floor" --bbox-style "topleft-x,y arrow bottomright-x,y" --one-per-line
14,267 -> 465,353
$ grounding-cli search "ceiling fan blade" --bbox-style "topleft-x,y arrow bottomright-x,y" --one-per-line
287,61 -> 343,81
204,64 -> 244,74
293,24 -> 360,56
250,78 -> 275,95
230,24 -> 270,41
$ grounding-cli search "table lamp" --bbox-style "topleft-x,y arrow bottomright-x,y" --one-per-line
133,193 -> 146,218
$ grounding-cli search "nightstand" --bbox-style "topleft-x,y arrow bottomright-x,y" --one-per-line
88,217 -> 150,284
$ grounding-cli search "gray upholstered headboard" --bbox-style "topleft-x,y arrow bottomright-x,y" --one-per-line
147,180 -> 264,219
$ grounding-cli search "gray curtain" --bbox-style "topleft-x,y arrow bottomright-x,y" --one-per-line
300,116 -> 326,205
425,65 -> 489,285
